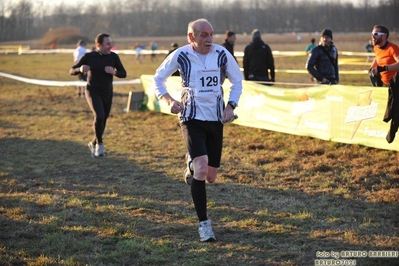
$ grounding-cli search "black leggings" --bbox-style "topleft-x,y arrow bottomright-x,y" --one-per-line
86,88 -> 113,144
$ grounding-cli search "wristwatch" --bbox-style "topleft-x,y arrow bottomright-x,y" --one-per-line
227,101 -> 237,109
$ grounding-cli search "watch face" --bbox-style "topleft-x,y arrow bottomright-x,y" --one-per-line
228,101 -> 237,109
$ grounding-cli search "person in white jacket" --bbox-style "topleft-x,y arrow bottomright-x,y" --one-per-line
73,39 -> 87,98
153,18 -> 243,242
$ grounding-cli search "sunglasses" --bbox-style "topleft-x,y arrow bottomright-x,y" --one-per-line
371,32 -> 386,36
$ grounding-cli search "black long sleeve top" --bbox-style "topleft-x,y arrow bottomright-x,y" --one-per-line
70,51 -> 126,92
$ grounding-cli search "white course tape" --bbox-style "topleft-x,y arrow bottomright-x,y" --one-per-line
0,71 -> 141,87
12,48 -> 170,55
1,47 -> 375,58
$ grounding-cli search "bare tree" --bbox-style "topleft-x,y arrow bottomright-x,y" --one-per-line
1,0 -> 399,42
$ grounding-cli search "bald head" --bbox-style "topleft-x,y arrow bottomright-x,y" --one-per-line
186,18 -> 214,55
187,18 -> 213,43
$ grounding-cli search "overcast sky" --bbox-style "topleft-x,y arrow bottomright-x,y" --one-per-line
49,0 -> 365,4
3,0 -> 386,9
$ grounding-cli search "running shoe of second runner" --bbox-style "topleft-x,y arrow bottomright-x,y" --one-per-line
95,143 -> 105,157
88,142 -> 96,158
184,152 -> 194,185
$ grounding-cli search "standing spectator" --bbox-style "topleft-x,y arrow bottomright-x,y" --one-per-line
306,29 -> 339,84
166,42 -> 180,76
135,42 -> 145,63
222,30 -> 237,61
69,33 -> 127,158
153,18 -> 242,242
167,42 -> 179,56
305,38 -> 317,81
243,29 -> 275,85
73,39 -> 87,98
364,39 -> 373,53
305,38 -> 316,54
369,25 -> 399,87
150,41 -> 158,62
364,39 -> 374,62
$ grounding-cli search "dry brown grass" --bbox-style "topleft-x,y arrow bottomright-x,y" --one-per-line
0,34 -> 398,265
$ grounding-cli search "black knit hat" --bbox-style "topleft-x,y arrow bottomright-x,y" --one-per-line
321,29 -> 333,39
251,29 -> 261,39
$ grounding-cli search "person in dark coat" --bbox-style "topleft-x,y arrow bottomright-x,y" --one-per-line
243,29 -> 275,85
222,30 -> 237,61
305,29 -> 339,84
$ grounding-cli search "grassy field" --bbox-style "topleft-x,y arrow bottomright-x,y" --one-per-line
0,34 -> 398,266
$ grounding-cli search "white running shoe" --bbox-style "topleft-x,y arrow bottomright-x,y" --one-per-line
88,142 -> 96,158
198,219 -> 216,242
95,143 -> 105,157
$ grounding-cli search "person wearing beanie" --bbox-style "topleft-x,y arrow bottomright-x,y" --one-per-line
370,25 -> 399,143
305,28 -> 339,84
222,30 -> 237,61
243,29 -> 275,85
251,29 -> 261,39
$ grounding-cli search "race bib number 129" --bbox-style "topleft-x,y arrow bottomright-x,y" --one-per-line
195,69 -> 220,97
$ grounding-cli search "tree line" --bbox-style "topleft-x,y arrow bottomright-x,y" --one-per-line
0,0 -> 398,43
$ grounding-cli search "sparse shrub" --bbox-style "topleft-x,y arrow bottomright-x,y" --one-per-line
42,26 -> 89,46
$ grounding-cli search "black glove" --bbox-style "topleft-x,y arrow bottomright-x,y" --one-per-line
377,65 -> 388,73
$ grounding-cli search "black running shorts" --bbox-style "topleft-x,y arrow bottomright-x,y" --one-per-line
181,119 -> 223,168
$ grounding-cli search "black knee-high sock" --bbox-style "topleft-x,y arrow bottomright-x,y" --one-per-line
191,178 -> 207,222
